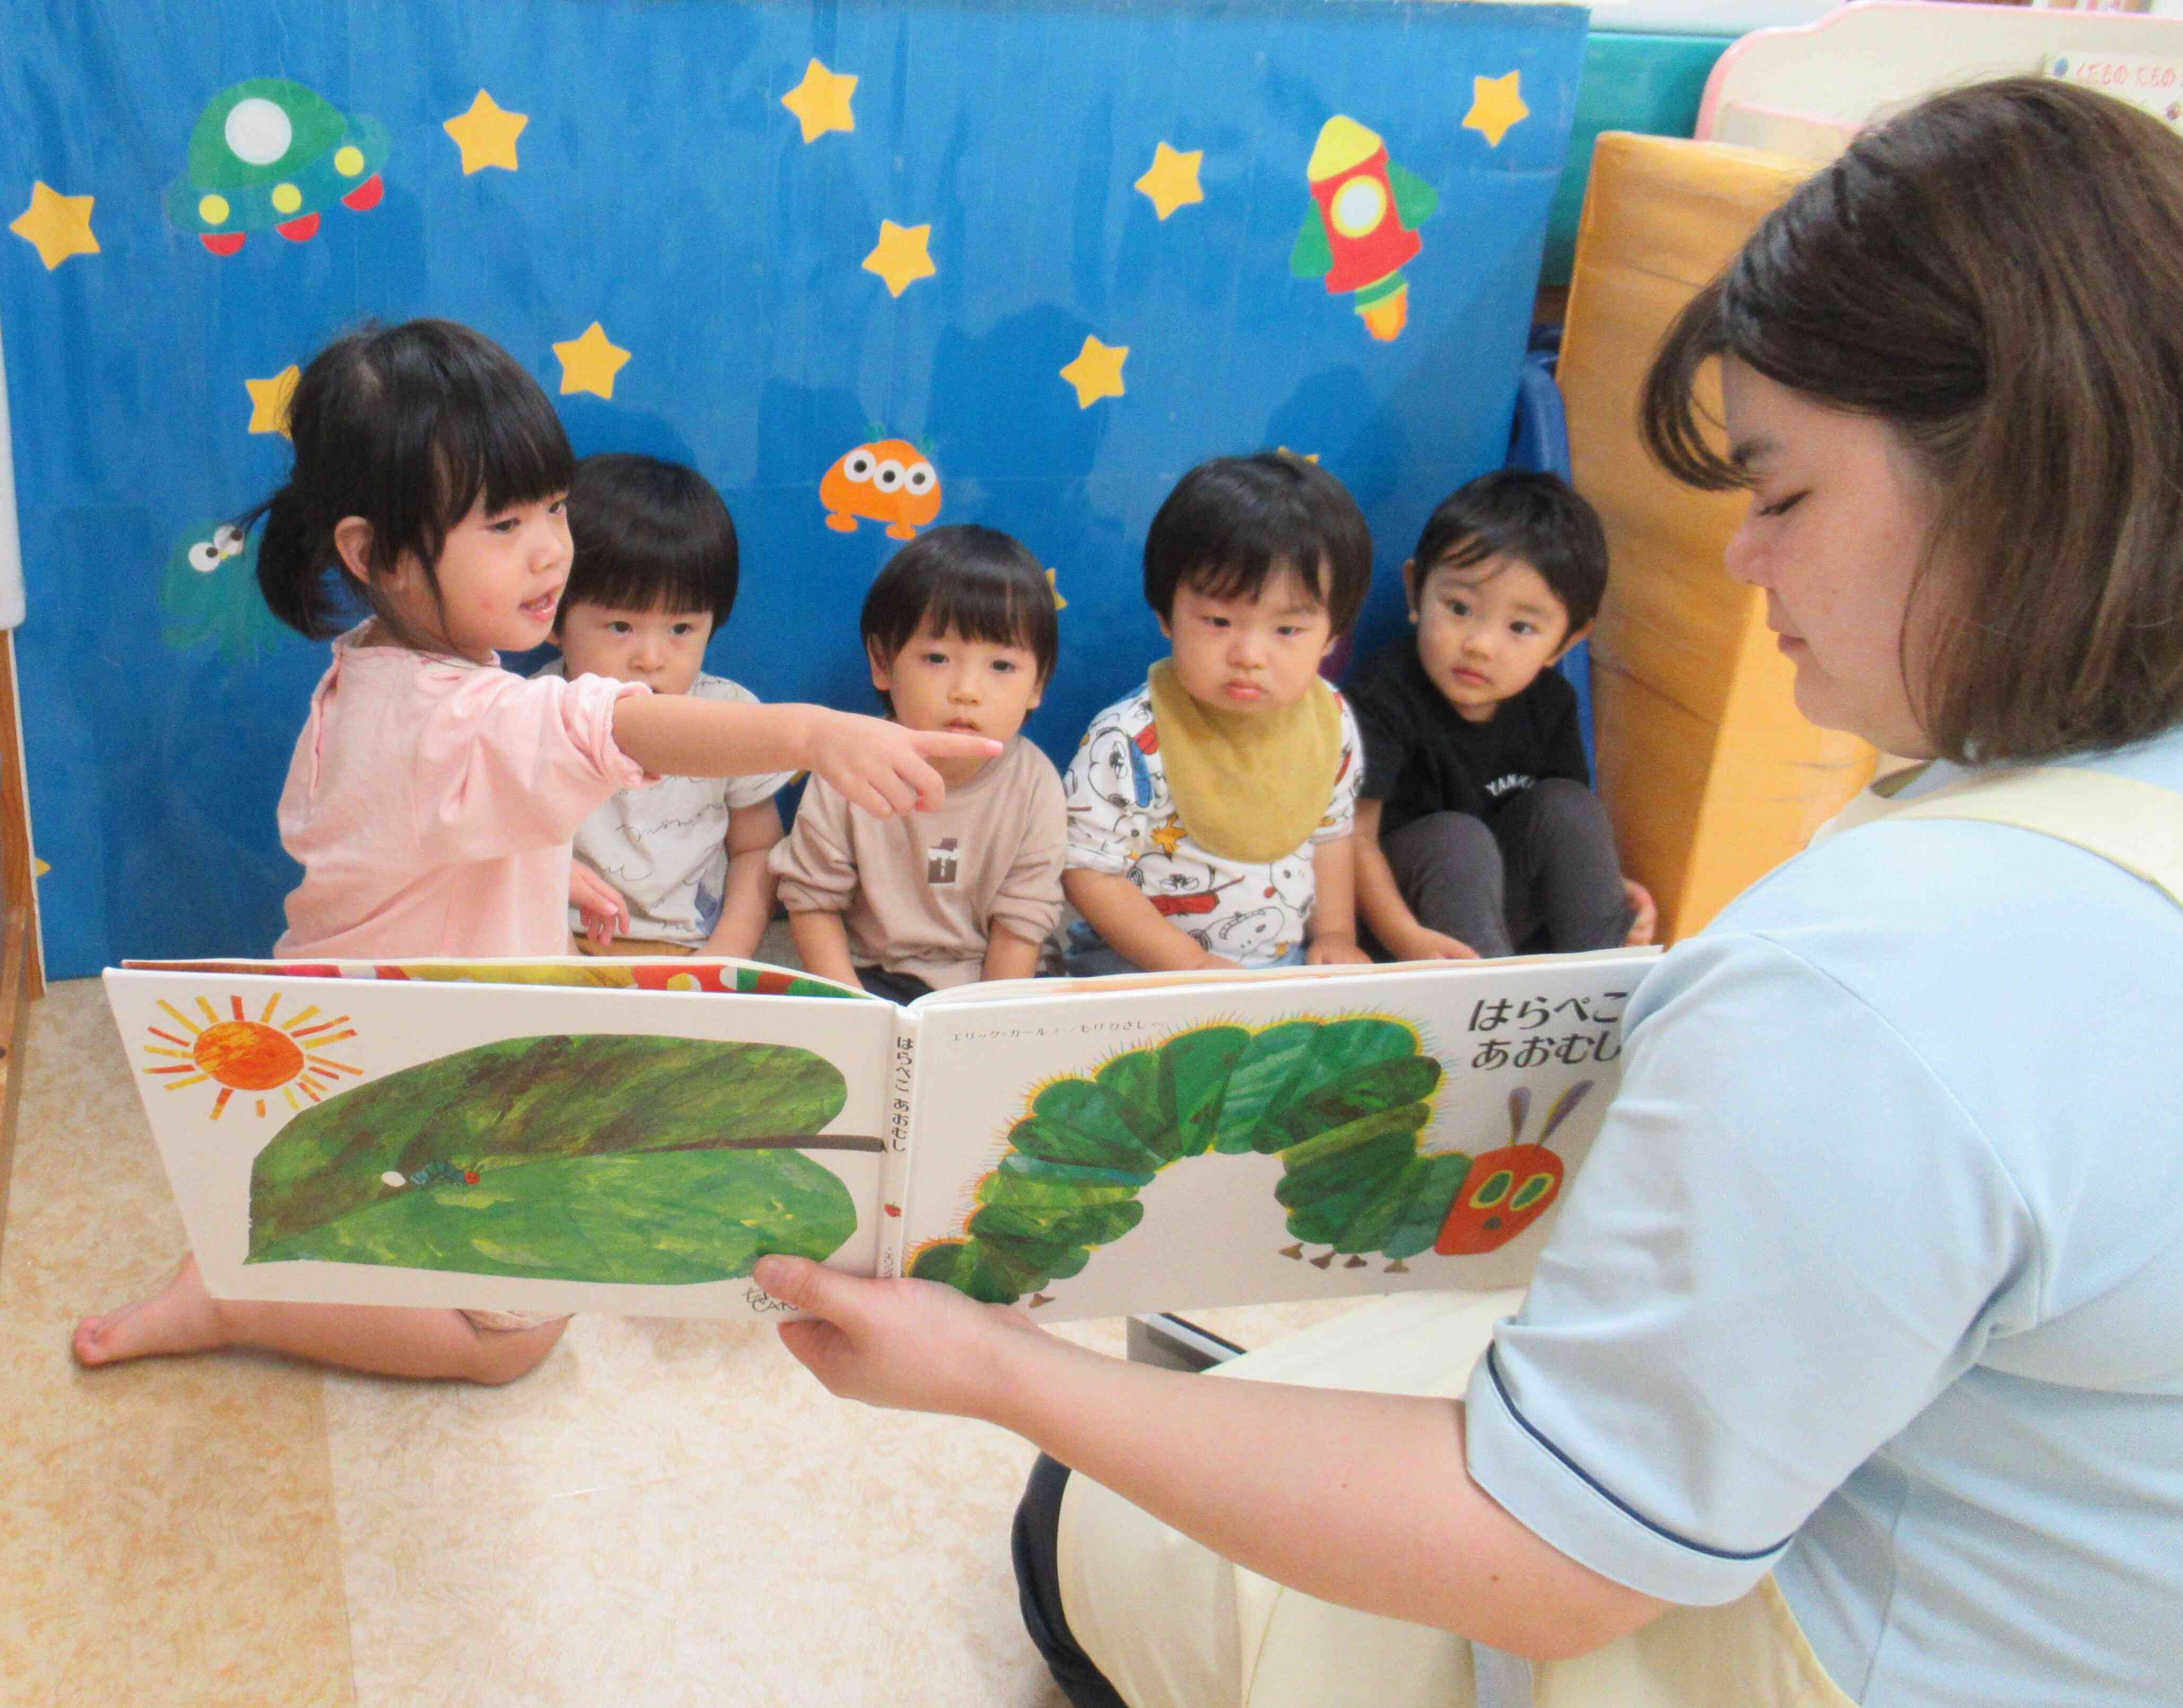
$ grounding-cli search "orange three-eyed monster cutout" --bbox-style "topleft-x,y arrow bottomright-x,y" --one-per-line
820,439 -> 941,539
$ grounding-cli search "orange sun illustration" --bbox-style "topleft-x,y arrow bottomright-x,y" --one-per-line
139,992 -> 363,1120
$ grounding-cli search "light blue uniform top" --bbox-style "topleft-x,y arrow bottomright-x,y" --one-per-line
1464,726 -> 2183,1706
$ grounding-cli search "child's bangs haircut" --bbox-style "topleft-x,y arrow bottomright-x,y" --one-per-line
1411,469 -> 1606,634
256,318 -> 574,641
1143,453 -> 1372,635
860,525 -> 1060,710
565,454 -> 739,625
1642,77 -> 2183,762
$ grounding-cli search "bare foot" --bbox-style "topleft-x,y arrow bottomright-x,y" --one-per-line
72,1254 -> 227,1367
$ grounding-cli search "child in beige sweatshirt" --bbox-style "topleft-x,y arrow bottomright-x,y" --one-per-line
770,525 -> 1065,1001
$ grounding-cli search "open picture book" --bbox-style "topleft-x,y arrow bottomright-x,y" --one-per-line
106,947 -> 1657,1324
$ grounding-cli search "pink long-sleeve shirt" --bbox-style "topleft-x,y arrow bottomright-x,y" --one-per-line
274,628 -> 653,958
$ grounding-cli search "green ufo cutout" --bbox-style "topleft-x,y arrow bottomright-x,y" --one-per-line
165,78 -> 389,256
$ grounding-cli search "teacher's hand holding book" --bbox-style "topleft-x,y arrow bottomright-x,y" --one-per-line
756,1254 -> 1047,1422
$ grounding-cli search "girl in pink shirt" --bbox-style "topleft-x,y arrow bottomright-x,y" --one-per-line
73,319 -> 993,1384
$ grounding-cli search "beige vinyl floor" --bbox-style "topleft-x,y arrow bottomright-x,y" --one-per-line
0,943 -> 1370,1708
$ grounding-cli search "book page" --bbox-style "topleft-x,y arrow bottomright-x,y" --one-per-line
105,963 -> 898,1321
898,951 -> 1655,1322
121,953 -> 874,1001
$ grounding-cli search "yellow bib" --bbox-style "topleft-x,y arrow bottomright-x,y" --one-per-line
1147,660 -> 1343,863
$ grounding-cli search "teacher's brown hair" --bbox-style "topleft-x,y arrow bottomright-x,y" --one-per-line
1644,77 -> 2183,763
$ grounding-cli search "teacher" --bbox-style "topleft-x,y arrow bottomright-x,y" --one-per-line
759,77 -> 2183,1706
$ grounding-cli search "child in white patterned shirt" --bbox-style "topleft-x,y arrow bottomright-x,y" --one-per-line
1062,453 -> 1373,973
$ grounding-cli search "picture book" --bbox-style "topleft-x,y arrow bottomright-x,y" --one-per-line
105,947 -> 1657,1324
2045,49 -> 2183,132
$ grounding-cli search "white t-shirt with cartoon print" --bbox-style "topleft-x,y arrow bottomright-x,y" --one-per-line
1062,681 -> 1362,966
535,662 -> 794,944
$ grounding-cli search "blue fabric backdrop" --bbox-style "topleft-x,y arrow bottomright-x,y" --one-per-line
1,0 -> 1584,977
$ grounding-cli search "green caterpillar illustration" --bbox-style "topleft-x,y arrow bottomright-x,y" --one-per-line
911,1016 -> 1478,1305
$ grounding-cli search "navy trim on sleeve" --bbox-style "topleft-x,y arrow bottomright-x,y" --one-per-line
1485,1347 -> 1793,1563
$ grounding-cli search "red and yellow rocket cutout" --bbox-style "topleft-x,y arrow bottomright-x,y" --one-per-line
1289,116 -> 1440,342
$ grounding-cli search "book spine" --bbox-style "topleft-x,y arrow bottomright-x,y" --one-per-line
875,1009 -> 920,1279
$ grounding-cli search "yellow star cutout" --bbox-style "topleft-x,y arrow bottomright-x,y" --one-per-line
1275,446 -> 1320,463
443,90 -> 528,175
781,58 -> 857,144
1060,335 -> 1129,410
862,220 -> 936,297
1046,569 -> 1067,611
1150,818 -> 1187,856
553,322 -> 632,399
9,182 -> 98,270
246,365 -> 301,438
1134,142 -> 1204,220
1463,71 -> 1529,149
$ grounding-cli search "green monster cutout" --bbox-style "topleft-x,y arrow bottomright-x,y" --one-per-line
912,1017 -> 1479,1304
160,519 -> 292,664
248,1035 -> 869,1286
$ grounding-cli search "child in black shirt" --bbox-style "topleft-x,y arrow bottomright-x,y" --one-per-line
1346,470 -> 1654,957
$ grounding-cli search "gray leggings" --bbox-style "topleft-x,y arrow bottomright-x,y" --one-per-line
1380,778 -> 1629,957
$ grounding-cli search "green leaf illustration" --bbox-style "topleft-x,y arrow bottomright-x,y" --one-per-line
248,1034 -> 861,1283
251,1147 -> 857,1285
